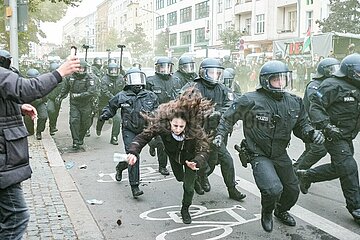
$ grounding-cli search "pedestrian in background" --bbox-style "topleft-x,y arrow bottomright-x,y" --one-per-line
0,53 -> 80,239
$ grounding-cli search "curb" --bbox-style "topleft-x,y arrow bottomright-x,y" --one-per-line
41,133 -> 105,240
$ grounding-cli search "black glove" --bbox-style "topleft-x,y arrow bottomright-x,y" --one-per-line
323,124 -> 342,141
212,135 -> 223,147
312,130 -> 325,144
98,114 -> 107,121
54,97 -> 62,106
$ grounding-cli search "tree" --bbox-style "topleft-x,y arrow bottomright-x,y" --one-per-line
316,0 -> 360,34
0,0 -> 81,55
123,24 -> 152,59
154,29 -> 169,56
103,28 -> 121,51
219,25 -> 242,52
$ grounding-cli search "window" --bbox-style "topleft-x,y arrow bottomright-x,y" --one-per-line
156,15 -> 165,29
169,33 -> 177,46
244,18 -> 251,35
288,11 -> 297,32
225,21 -> 232,29
225,0 -> 231,9
256,14 -> 265,34
217,24 -> 223,39
195,28 -> 206,43
167,0 -> 177,5
167,11 -> 177,26
180,7 -> 192,23
306,11 -> 313,30
217,0 -> 223,13
156,0 -> 165,10
180,30 -> 192,45
306,0 -> 313,5
195,1 -> 209,20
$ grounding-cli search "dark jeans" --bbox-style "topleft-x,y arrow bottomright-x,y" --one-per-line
307,139 -> 360,212
0,183 -> 30,240
122,129 -> 140,186
250,153 -> 299,213
168,159 -> 197,206
206,144 -> 236,189
148,136 -> 168,169
294,142 -> 327,170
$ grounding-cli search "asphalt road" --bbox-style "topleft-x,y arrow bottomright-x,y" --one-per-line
52,98 -> 360,240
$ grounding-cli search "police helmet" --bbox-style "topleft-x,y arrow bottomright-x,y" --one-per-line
222,69 -> 234,88
124,67 -> 146,86
223,55 -> 231,62
275,51 -> 283,60
333,53 -> 360,81
26,68 -> 40,78
224,68 -> 236,77
74,59 -> 88,79
93,57 -> 102,66
49,62 -> 60,71
178,56 -> 195,74
313,57 -> 340,79
258,60 -> 292,93
0,49 -> 12,69
199,58 -> 224,84
107,62 -> 119,77
108,57 -> 117,64
132,62 -> 142,70
155,57 -> 173,75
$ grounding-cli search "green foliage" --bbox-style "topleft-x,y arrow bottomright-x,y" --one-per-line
123,24 -> 152,59
219,25 -> 242,51
316,0 -> 360,34
154,30 -> 169,55
0,0 -> 81,55
104,28 -> 121,51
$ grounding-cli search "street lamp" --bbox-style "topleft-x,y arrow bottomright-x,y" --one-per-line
139,7 -> 172,57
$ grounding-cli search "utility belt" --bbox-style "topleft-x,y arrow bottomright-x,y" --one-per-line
234,139 -> 256,168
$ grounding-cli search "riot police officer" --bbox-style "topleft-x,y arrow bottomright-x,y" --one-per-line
293,57 -> 340,171
96,62 -> 125,144
146,57 -> 182,175
91,57 -> 104,79
56,60 -> 97,149
46,62 -> 63,135
222,55 -> 236,70
99,67 -> 158,197
223,68 -> 242,98
173,56 -> 197,87
298,53 -> 360,225
216,60 -> 324,232
182,58 -> 246,201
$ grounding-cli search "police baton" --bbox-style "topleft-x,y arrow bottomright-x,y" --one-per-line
82,44 -> 90,62
234,144 -> 248,168
117,44 -> 126,73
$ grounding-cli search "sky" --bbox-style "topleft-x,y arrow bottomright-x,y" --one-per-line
40,0 -> 104,45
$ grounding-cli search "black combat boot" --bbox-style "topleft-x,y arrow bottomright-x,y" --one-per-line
228,187 -> 246,201
115,161 -> 128,181
194,178 -> 204,195
351,209 -> 360,225
159,167 -> 170,175
274,209 -> 296,226
36,132 -> 42,140
131,185 -> 144,198
296,169 -> 311,194
149,146 -> 156,157
200,175 -> 211,192
110,136 -> 118,145
180,205 -> 191,224
261,210 -> 273,232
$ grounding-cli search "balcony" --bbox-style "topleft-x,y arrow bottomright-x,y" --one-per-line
234,0 -> 252,14
276,0 -> 297,7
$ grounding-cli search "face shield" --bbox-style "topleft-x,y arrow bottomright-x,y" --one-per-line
348,64 -> 360,81
126,72 -> 147,86
202,67 -> 224,84
180,62 -> 195,74
323,64 -> 340,77
266,72 -> 292,92
108,67 -> 119,77
155,63 -> 173,75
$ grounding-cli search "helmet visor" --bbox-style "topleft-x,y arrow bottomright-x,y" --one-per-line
180,62 -> 195,74
205,68 -> 224,83
350,64 -> 360,81
155,63 -> 173,74
267,72 -> 292,92
126,72 -> 147,85
108,67 -> 119,76
324,64 -> 340,77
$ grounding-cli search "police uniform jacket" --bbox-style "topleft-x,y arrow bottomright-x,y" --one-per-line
101,89 -> 158,134
0,68 -> 62,188
99,75 -> 125,105
309,77 -> 360,140
303,79 -> 322,113
128,127 -> 208,169
173,70 -> 197,87
146,73 -> 182,104
217,89 -> 315,158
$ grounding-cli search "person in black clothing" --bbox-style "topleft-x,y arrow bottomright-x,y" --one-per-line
293,57 -> 340,171
146,57 -> 183,176
182,58 -> 246,201
215,60 -> 324,232
99,67 -> 158,197
173,56 -> 198,87
96,62 -> 125,145
297,53 -> 360,225
126,87 -> 213,224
